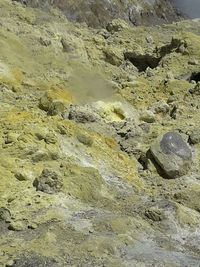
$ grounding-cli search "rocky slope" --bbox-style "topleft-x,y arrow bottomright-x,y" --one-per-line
0,0 -> 200,266
13,0 -> 183,28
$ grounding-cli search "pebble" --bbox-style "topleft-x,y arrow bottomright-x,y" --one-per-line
6,260 -> 14,267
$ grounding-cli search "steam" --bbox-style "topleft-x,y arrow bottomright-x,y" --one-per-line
68,65 -> 116,103
173,0 -> 200,18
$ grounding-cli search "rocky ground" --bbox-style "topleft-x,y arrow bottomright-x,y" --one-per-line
0,0 -> 200,266
13,0 -> 183,28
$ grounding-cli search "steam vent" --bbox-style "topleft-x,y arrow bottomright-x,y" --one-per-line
0,0 -> 200,266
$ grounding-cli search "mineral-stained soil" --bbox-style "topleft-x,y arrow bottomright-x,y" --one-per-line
0,0 -> 200,266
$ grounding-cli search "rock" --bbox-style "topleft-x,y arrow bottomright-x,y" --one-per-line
146,35 -> 153,44
15,171 -> 29,181
76,132 -> 93,146
150,132 -> 192,178
167,95 -> 176,104
145,67 -> 154,77
33,169 -> 63,194
44,133 -> 57,144
39,89 -> 72,115
166,72 -> 174,80
140,110 -> 155,123
39,37 -> 51,46
31,148 -> 60,162
151,100 -> 169,114
67,105 -> 100,123
6,260 -> 15,267
103,47 -> 124,66
106,19 -> 129,32
145,207 -> 164,222
189,131 -> 200,144
5,132 -> 18,144
189,82 -> 200,95
0,207 -> 11,222
8,221 -> 25,231
94,101 -> 128,122
188,59 -> 199,65
39,97 -> 65,115
13,0 -> 182,28
28,223 -> 38,229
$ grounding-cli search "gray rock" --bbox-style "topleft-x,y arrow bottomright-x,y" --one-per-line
67,105 -> 100,123
33,169 -> 63,194
150,132 -> 192,178
189,131 -> 200,144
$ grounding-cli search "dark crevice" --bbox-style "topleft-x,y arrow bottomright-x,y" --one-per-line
189,72 -> 200,83
138,153 -> 149,170
156,38 -> 187,57
124,38 -> 187,72
124,52 -> 161,72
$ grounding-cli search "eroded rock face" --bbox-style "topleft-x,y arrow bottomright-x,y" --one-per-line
13,0 -> 181,28
150,132 -> 192,178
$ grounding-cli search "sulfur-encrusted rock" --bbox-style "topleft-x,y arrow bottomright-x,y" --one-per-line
150,132 -> 192,178
106,19 -> 129,32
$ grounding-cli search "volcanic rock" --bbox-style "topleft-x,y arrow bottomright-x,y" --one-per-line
150,132 -> 192,178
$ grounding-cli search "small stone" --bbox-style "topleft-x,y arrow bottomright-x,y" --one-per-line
166,72 -> 174,80
0,207 -> 11,222
15,171 -> 29,181
188,59 -> 199,65
140,110 -> 155,123
151,101 -> 169,114
28,223 -> 38,229
146,35 -> 153,44
189,131 -> 200,145
189,82 -> 200,95
31,150 -> 49,162
167,95 -> 176,104
106,19 -> 129,32
77,132 -> 93,146
39,89 -> 71,116
146,67 -> 154,77
145,208 -> 164,222
44,133 -> 57,144
5,133 -> 18,144
97,29 -> 110,39
150,132 -> 192,178
8,221 -> 25,231
39,37 -> 51,46
6,260 -> 15,267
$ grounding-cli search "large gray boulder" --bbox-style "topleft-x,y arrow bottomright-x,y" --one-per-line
150,132 -> 192,178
